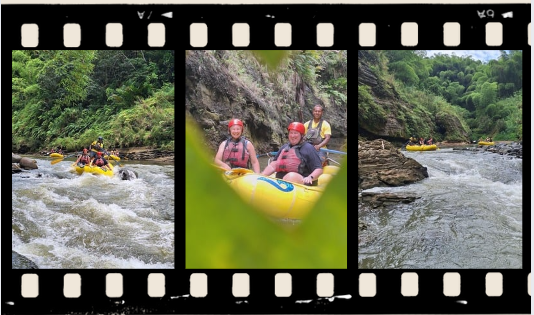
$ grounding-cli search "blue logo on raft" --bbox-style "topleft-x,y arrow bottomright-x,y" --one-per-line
257,176 -> 294,192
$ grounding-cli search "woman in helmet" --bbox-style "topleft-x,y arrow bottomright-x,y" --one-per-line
261,122 -> 323,186
214,118 -> 261,173
74,148 -> 92,167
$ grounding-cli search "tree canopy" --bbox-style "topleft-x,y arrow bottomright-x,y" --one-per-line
381,50 -> 522,141
12,50 -> 175,152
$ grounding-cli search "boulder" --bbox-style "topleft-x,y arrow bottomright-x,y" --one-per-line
117,168 -> 138,180
358,139 -> 428,190
12,251 -> 39,269
19,157 -> 38,170
12,153 -> 22,163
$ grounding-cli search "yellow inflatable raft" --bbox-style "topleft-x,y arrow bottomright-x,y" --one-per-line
72,163 -> 114,177
478,141 -> 495,146
406,144 -> 438,151
222,165 -> 340,219
50,153 -> 64,158
104,154 -> 120,161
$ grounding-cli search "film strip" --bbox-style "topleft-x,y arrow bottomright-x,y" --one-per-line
4,1 -> 531,314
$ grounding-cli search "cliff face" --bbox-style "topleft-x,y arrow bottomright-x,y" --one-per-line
186,50 -> 347,154
358,50 -> 469,142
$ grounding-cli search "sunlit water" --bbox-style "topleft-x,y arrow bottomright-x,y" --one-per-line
12,157 -> 175,269
358,148 -> 522,269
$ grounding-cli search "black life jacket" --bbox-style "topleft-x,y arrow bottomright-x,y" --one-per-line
304,119 -> 324,145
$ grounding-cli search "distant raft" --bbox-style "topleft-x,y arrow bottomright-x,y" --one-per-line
406,144 -> 438,151
478,141 -> 495,146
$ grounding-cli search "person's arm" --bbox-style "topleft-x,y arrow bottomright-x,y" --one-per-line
303,167 -> 324,185
247,142 -> 261,173
302,145 -> 324,185
315,134 -> 331,150
214,142 -> 231,170
261,160 -> 277,176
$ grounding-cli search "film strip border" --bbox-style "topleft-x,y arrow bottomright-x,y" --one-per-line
3,271 -> 532,312
17,20 -> 533,49
11,271 -> 533,298
2,4 -> 532,48
4,2 -> 531,314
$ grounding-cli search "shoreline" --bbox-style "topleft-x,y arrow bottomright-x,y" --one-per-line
20,146 -> 175,164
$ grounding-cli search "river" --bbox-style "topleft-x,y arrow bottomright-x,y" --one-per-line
358,147 -> 523,269
12,156 -> 175,269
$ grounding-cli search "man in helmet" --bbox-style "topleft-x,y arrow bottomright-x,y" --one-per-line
90,151 -> 112,171
89,136 -> 106,158
303,105 -> 332,165
261,122 -> 323,186
214,118 -> 261,173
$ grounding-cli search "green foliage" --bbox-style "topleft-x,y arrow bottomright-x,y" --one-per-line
358,85 -> 387,129
251,50 -> 291,70
186,119 -> 347,268
359,50 -> 522,141
12,50 -> 175,152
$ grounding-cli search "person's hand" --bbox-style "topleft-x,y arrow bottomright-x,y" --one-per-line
314,145 -> 320,151
303,175 -> 314,185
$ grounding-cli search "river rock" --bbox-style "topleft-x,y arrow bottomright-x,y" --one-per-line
19,157 -> 38,170
360,191 -> 420,208
12,251 -> 39,269
358,139 -> 428,190
12,153 -> 22,163
117,168 -> 138,180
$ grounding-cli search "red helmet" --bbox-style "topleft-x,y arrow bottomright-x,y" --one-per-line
228,119 -> 244,130
97,152 -> 102,156
287,122 -> 305,135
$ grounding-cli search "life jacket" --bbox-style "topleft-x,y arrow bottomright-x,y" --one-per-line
222,137 -> 251,169
304,120 -> 324,145
91,141 -> 105,152
275,143 -> 309,175
79,154 -> 91,164
94,157 -> 106,166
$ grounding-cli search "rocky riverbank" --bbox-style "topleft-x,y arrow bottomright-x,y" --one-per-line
452,141 -> 523,159
358,139 -> 429,236
34,146 -> 175,163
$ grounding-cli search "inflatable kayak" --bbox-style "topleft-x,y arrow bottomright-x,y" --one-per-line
478,141 -> 495,146
104,154 -> 120,161
72,162 -> 114,177
222,165 -> 340,219
50,153 -> 64,158
406,144 -> 438,151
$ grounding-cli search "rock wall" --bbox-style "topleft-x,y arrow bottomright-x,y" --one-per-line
186,50 -> 348,154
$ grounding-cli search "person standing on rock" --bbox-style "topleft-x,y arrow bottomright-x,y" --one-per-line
303,104 -> 332,166
214,118 -> 261,173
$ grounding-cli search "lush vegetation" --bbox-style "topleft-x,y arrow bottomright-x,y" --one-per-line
360,50 -> 522,141
393,50 -> 522,140
12,50 -> 175,152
